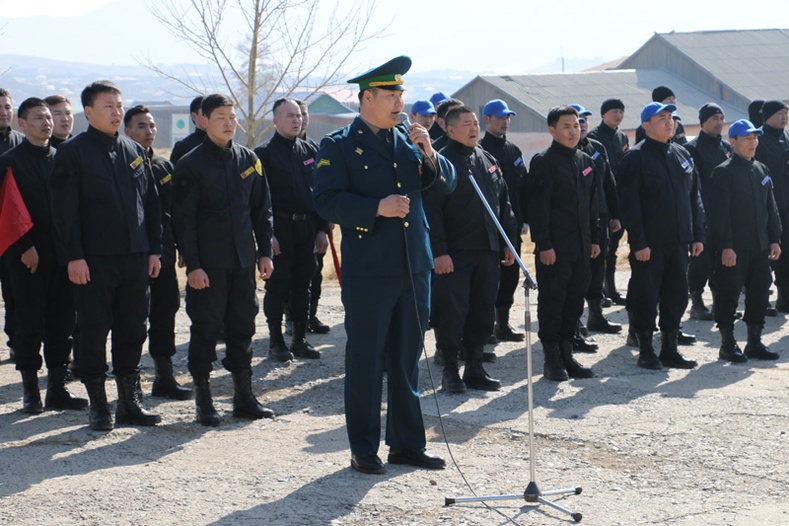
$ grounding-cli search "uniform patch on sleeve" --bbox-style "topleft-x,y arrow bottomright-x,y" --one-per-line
681,160 -> 691,170
762,175 -> 772,186
591,151 -> 600,160
304,158 -> 315,166
317,159 -> 331,168
159,174 -> 172,185
514,156 -> 523,167
488,165 -> 498,174
582,166 -> 593,176
130,156 -> 143,169
241,163 -> 258,179
355,148 -> 363,155
255,159 -> 262,175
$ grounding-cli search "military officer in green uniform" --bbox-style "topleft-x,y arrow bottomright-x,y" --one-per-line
313,56 -> 456,475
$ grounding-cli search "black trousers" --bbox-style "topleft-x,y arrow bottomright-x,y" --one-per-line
264,218 -> 317,326
74,254 -> 149,380
535,251 -> 590,342
185,266 -> 258,376
310,249 -> 326,307
711,249 -> 771,327
434,250 -> 499,361
148,264 -> 180,358
688,231 -> 713,293
495,237 -> 521,309
6,248 -> 74,372
586,215 -> 610,301
628,243 -> 689,333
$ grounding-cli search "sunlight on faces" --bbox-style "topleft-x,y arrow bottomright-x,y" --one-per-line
602,108 -> 623,129
125,112 -> 157,150
578,116 -> 589,139
766,108 -> 788,130
702,113 -> 725,137
447,111 -> 480,148
483,114 -> 511,137
0,96 -> 13,128
643,110 -> 674,143
50,101 -> 73,139
361,88 -> 404,130
273,100 -> 303,140
85,91 -> 123,135
298,102 -> 310,135
730,133 -> 759,160
203,105 -> 237,147
19,106 -> 53,146
411,111 -> 436,129
549,114 -> 580,149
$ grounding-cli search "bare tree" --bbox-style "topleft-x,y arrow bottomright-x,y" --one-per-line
144,0 -> 383,147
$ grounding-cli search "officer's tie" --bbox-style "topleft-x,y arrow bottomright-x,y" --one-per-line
377,128 -> 393,155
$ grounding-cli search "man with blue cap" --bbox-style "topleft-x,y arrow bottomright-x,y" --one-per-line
708,120 -> 782,362
428,92 -> 448,141
618,102 -> 705,371
409,99 -> 437,131
313,56 -> 456,474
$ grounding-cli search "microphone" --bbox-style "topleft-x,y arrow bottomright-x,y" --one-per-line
399,112 -> 428,152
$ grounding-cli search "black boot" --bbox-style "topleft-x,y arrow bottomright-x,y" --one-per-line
21,370 -> 43,414
605,273 -> 626,305
462,351 -> 501,391
152,356 -> 193,400
573,321 -> 598,353
559,339 -> 594,378
744,325 -> 779,360
291,322 -> 321,359
307,298 -> 331,334
625,310 -> 639,347
83,377 -> 113,431
193,374 -> 221,426
115,373 -> 161,426
689,290 -> 714,321
677,327 -> 697,345
718,324 -> 747,363
586,298 -> 622,333
659,330 -> 697,369
268,324 -> 294,362
542,341 -> 569,381
493,307 -> 524,342
636,332 -> 662,370
776,284 -> 789,313
232,370 -> 275,419
441,358 -> 466,393
45,366 -> 88,410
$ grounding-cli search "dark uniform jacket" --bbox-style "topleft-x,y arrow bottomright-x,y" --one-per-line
50,135 -> 71,149
0,139 -> 57,260
618,136 -> 705,251
425,139 -> 518,257
528,141 -> 600,256
755,124 -> 789,222
0,127 -> 24,155
254,132 -> 328,234
172,137 -> 273,273
479,132 -> 527,226
312,116 -> 456,278
708,154 -> 781,253
578,136 -> 619,219
148,150 -> 177,268
170,128 -> 207,166
685,131 -> 733,208
50,126 -> 162,263
587,122 -> 629,179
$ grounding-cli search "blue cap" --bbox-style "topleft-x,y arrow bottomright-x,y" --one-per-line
728,119 -> 763,139
429,92 -> 449,105
483,99 -> 516,117
410,99 -> 437,116
640,102 -> 677,123
569,104 -> 592,117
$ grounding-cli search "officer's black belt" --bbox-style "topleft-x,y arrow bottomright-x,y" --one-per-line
274,211 -> 309,221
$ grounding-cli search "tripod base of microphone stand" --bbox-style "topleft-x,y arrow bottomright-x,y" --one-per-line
445,481 -> 583,522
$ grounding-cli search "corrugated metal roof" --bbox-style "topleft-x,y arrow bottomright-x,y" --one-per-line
477,69 -> 746,130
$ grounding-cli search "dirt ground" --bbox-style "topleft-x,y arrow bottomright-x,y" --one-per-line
2,260 -> 789,525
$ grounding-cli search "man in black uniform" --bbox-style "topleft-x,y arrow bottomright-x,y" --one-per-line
45,95 -> 74,149
684,103 -> 732,321
709,119 -> 782,362
755,100 -> 789,311
0,97 -> 86,413
431,98 -> 463,152
124,105 -> 192,400
50,80 -> 162,431
529,105 -> 600,381
170,95 -> 206,166
635,86 -> 688,145
0,88 -> 24,363
748,100 -> 765,128
255,98 -> 326,362
618,102 -> 705,371
588,98 -> 628,306
571,104 -> 622,336
480,99 -> 527,346
426,105 -> 517,393
428,92 -> 448,141
173,93 -> 275,426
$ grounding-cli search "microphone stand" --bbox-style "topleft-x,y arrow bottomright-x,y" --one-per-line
443,172 -> 583,523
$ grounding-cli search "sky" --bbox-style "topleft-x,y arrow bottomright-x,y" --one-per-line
2,0 -> 789,75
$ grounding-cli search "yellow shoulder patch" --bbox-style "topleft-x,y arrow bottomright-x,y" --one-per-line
159,174 -> 172,185
255,159 -> 262,175
130,156 -> 143,169
241,164 -> 256,179
317,159 -> 331,169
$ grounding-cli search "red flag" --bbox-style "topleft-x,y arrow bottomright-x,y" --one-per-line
0,166 -> 33,256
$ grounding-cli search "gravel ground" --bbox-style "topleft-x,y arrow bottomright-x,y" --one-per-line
2,268 -> 789,525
